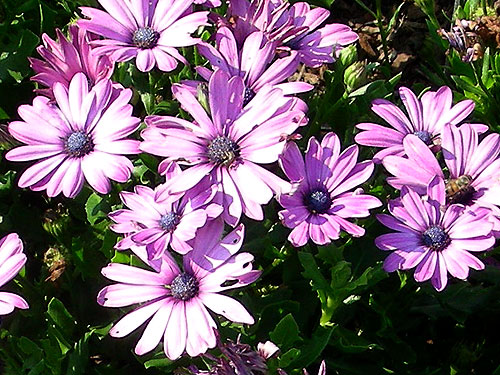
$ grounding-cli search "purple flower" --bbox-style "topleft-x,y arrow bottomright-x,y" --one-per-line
109,162 -> 223,258
376,176 -> 495,291
78,0 -> 209,72
355,86 -> 478,162
383,124 -> 500,207
141,69 -> 306,225
6,73 -> 141,198
29,25 -> 114,98
97,220 -> 260,360
196,27 -> 312,100
228,0 -> 358,67
0,233 -> 29,315
277,132 -> 381,247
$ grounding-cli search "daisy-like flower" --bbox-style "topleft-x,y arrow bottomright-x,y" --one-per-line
228,0 -> 358,67
141,69 -> 306,225
383,123 -> 500,232
196,27 -> 312,102
355,86 -> 479,162
277,132 -> 382,247
6,73 -> 141,198
78,0 -> 209,72
109,162 -> 223,258
0,233 -> 29,315
29,25 -> 114,97
97,220 -> 260,360
376,176 -> 495,291
383,124 -> 500,204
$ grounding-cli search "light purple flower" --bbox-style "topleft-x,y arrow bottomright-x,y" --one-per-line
196,26 -> 312,101
0,233 -> 29,315
277,132 -> 382,247
109,162 -> 223,258
78,0 -> 209,72
376,176 -> 495,291
97,220 -> 260,360
383,124 -> 500,210
6,73 -> 141,198
141,69 -> 306,225
29,25 -> 114,98
228,0 -> 358,67
355,86 -> 479,162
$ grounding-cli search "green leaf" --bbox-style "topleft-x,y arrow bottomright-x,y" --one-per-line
47,298 -> 76,337
279,348 -> 301,368
143,357 -> 173,369
270,313 -> 302,351
85,193 -> 110,225
291,325 -> 334,369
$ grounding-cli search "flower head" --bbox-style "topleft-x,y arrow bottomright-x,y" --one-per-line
109,162 -> 223,258
355,86 -> 478,162
383,124 -> 500,206
0,233 -> 29,315
6,73 -> 141,198
196,27 -> 312,100
98,220 -> 260,360
29,25 -> 114,97
278,132 -> 381,247
228,0 -> 358,67
141,69 -> 306,225
78,0 -> 209,72
376,176 -> 495,291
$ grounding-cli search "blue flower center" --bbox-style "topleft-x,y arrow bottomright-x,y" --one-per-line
64,131 -> 94,157
305,189 -> 332,214
159,212 -> 180,232
132,27 -> 160,49
170,273 -> 199,301
413,131 -> 432,145
243,87 -> 255,106
421,226 -> 450,251
207,136 -> 239,166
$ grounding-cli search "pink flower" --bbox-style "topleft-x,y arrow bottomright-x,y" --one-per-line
0,233 -> 29,315
97,220 -> 260,360
278,132 -> 381,247
6,73 -> 141,198
196,26 -> 312,101
355,86 -> 481,162
383,124 -> 500,208
376,176 -> 495,291
29,25 -> 114,98
109,162 -> 223,258
141,69 -> 306,225
78,0 -> 209,72
228,0 -> 358,67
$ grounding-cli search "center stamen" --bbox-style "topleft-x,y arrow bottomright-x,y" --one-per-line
170,273 -> 199,301
413,131 -> 432,145
132,27 -> 160,49
64,131 -> 94,158
207,136 -> 239,166
421,226 -> 450,251
304,189 -> 332,214
243,87 -> 255,106
159,212 -> 180,232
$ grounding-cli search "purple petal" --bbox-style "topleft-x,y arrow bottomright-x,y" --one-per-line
135,299 -> 173,355
109,299 -> 164,338
201,292 -> 254,324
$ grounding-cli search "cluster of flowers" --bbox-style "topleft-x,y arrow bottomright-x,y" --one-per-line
2,0 -> 497,368
1,0 -> 372,365
356,86 -> 499,291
